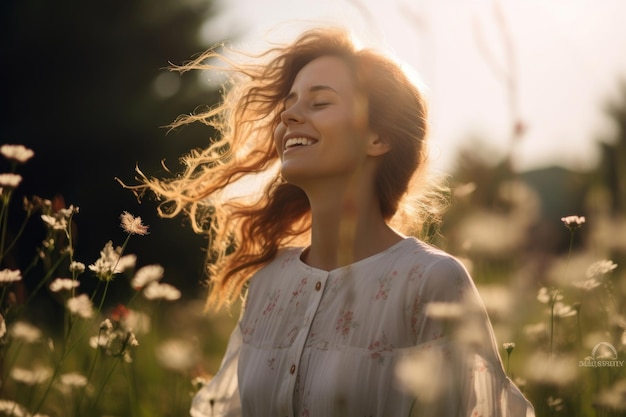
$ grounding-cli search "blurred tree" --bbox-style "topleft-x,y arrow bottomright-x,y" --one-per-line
0,0 -> 233,303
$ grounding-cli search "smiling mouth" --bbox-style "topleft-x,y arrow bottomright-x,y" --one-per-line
284,137 -> 318,150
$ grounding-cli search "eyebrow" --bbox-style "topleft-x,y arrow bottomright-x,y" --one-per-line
285,85 -> 339,104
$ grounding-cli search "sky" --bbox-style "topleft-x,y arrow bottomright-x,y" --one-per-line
201,0 -> 626,174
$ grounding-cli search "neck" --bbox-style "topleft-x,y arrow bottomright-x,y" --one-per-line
302,176 -> 403,271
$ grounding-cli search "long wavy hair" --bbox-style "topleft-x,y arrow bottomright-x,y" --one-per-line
134,27 -> 447,311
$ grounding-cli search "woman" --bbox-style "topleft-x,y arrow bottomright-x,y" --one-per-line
139,27 -> 534,417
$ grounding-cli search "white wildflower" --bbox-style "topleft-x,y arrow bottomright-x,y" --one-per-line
155,339 -> 198,371
571,277 -> 601,291
143,282 -> 181,301
89,333 -> 111,349
131,264 -> 164,290
88,241 -> 136,280
49,278 -> 80,292
10,321 -> 42,343
67,294 -> 94,319
127,331 -> 139,347
586,259 -> 618,279
553,302 -> 577,318
0,269 -> 22,283
547,396 -> 564,411
10,366 -> 53,385
120,211 -> 149,236
100,318 -> 114,332
41,214 -> 67,230
60,372 -> 88,388
561,215 -> 585,230
537,287 -> 561,304
69,261 -> 86,274
0,173 -> 22,188
57,205 -> 79,218
0,144 -> 34,163
0,400 -> 28,417
503,342 -> 516,353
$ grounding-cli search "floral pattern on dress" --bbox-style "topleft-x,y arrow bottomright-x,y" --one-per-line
374,271 -> 397,301
410,294 -> 423,341
290,277 -> 309,307
368,332 -> 394,364
335,309 -> 359,336
407,264 -> 425,282
241,320 -> 256,339
262,289 -> 281,315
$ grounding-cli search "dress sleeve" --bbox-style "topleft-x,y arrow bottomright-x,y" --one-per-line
190,324 -> 242,417
403,257 -> 535,417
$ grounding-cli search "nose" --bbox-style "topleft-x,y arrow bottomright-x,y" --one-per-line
280,102 -> 303,125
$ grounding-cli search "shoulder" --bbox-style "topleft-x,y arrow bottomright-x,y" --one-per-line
248,246 -> 304,286
402,238 -> 473,300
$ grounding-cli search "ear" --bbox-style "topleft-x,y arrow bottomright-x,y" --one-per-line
366,132 -> 391,157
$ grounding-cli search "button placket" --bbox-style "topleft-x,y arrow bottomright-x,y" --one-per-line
283,270 -> 328,414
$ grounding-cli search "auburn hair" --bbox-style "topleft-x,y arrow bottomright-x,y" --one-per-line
135,27 -> 446,311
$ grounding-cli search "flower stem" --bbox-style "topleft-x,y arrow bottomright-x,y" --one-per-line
24,253 -> 68,306
90,357 -> 122,414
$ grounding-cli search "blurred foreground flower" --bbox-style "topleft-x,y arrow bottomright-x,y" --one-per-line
49,278 -> 80,293
553,302 -> 577,318
595,379 -> 626,412
69,261 -> 85,274
0,400 -> 29,417
536,287 -> 561,304
155,339 -> 199,372
396,347 -> 451,404
0,269 -> 22,283
587,259 -> 618,279
66,294 -> 94,319
0,144 -> 34,164
143,282 -> 181,301
571,259 -> 617,291
59,372 -> 88,388
10,321 -> 42,343
0,173 -> 22,189
10,366 -> 53,386
131,264 -> 164,290
120,211 -> 149,236
524,352 -> 578,386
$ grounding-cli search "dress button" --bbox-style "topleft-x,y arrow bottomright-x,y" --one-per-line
315,281 -> 321,291
290,364 -> 296,374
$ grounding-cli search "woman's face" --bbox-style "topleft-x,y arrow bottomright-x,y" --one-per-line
274,55 -> 381,187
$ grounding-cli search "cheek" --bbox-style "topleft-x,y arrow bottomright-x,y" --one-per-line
274,123 -> 286,155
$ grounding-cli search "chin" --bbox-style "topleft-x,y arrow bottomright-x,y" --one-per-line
280,164 -> 318,187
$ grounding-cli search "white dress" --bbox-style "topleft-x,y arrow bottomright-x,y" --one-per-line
190,237 -> 535,417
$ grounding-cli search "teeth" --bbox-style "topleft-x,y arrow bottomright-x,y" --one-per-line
285,137 -> 316,149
